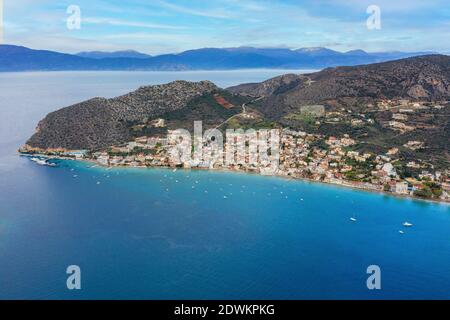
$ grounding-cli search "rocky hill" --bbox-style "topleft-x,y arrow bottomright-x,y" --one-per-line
229,55 -> 450,119
26,81 -> 218,150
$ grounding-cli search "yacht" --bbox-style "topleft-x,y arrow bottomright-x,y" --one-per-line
30,157 -> 56,167
403,222 -> 413,227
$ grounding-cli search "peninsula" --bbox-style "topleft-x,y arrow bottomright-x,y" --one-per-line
20,55 -> 450,202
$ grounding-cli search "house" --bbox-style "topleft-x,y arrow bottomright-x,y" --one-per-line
63,150 -> 87,159
394,182 -> 409,194
382,163 -> 397,177
392,113 -> 408,121
96,153 -> 109,166
135,136 -> 148,144
387,148 -> 399,156
150,118 -> 166,127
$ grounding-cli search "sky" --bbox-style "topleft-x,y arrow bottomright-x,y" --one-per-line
2,0 -> 449,54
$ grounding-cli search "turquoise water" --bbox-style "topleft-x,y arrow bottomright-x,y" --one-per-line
0,71 -> 449,299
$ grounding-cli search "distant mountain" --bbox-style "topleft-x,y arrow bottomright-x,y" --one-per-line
76,50 -> 152,59
0,44 -> 439,72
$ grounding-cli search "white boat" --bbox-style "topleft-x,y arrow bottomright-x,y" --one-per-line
350,217 -> 357,222
403,222 -> 413,227
30,157 -> 56,167
399,230 -> 405,234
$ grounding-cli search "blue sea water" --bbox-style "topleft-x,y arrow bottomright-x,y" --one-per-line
0,71 -> 449,300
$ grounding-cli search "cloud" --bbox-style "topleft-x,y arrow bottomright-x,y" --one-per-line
220,0 -> 267,12
3,0 -> 449,54
83,17 -> 186,30
333,0 -> 447,12
153,0 -> 235,19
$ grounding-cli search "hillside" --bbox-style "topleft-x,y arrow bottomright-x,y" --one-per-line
26,81 -> 218,150
229,55 -> 450,118
228,55 -> 450,169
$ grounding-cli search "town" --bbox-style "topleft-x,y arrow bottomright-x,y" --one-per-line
19,98 -> 450,203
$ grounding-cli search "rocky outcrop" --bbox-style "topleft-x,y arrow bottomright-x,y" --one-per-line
227,74 -> 307,97
26,80 -> 218,150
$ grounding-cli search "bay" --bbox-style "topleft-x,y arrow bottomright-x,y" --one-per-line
0,71 -> 449,299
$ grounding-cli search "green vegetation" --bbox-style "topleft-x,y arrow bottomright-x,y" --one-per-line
413,182 -> 443,199
413,188 -> 433,199
310,138 -> 328,151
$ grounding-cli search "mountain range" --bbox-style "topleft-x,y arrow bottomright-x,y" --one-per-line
76,50 -> 152,59
0,44 -> 439,72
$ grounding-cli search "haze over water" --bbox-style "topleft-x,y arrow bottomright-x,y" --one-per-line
0,71 -> 449,299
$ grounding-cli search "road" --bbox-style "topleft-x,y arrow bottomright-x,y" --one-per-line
214,96 -> 264,130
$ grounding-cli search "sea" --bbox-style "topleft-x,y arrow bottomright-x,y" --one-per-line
0,70 -> 449,300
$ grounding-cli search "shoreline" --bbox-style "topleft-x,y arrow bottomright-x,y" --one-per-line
20,153 -> 450,206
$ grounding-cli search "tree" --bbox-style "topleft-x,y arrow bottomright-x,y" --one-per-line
414,187 -> 433,198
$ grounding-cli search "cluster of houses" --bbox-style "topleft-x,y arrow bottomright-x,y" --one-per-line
84,126 -> 449,201
20,98 -> 448,202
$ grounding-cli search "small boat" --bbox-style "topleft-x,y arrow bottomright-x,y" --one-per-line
403,222 -> 413,227
30,157 -> 57,167
399,230 -> 405,234
350,217 -> 357,222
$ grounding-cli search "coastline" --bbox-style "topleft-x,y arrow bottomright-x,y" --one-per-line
20,152 -> 450,206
